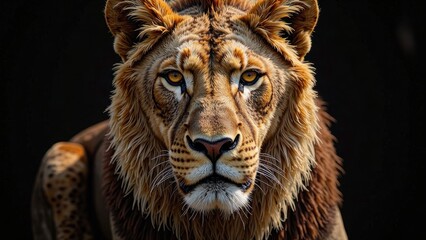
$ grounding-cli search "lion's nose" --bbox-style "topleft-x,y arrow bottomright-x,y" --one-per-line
186,135 -> 239,162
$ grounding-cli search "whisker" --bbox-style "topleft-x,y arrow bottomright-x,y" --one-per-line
242,204 -> 251,216
259,161 -> 286,181
261,160 -> 282,172
151,154 -> 169,161
254,175 -> 273,189
257,166 -> 283,188
259,154 -> 283,170
258,160 -> 286,180
150,166 -> 173,194
259,153 -> 277,159
239,200 -> 251,219
149,159 -> 170,175
235,209 -> 245,229
257,166 -> 285,190
254,181 -> 266,195
170,185 -> 179,196
155,168 -> 173,187
181,203 -> 191,217
189,207 -> 198,221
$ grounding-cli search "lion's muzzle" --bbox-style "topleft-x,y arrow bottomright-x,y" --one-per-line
186,134 -> 239,162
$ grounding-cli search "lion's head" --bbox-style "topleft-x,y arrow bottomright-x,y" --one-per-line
105,0 -> 319,239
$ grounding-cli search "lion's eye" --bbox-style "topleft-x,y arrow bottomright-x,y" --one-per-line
159,70 -> 187,95
160,70 -> 184,86
240,70 -> 262,86
238,70 -> 263,92
168,71 -> 183,84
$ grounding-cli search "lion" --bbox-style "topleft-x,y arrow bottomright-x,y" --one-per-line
31,0 -> 347,239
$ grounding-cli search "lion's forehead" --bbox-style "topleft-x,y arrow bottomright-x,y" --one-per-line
176,40 -> 252,67
172,8 -> 251,54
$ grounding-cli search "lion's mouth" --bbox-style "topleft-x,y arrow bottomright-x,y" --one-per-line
179,174 -> 252,194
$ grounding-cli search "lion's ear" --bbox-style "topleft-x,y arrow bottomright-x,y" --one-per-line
105,0 -> 184,61
240,0 -> 319,60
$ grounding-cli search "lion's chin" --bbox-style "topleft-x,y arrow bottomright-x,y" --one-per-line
183,183 -> 250,214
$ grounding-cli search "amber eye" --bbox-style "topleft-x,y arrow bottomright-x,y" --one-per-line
240,70 -> 263,87
167,71 -> 183,84
160,70 -> 184,86
241,71 -> 257,82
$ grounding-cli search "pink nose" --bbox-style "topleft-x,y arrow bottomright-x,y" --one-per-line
186,135 -> 239,162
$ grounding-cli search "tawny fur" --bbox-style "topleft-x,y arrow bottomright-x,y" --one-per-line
32,0 -> 347,240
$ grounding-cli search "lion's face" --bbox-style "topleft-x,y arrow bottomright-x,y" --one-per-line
132,9 -> 295,213
106,0 -> 319,231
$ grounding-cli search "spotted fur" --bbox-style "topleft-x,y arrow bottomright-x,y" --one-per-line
42,143 -> 93,239
32,0 -> 347,239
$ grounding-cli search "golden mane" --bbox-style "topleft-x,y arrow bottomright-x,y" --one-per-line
30,1 -> 345,240
107,65 -> 318,240
104,0 -> 338,239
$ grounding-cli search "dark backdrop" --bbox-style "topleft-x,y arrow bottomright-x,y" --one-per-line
1,0 -> 424,239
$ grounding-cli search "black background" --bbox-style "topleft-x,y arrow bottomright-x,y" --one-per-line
1,0 -> 425,239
